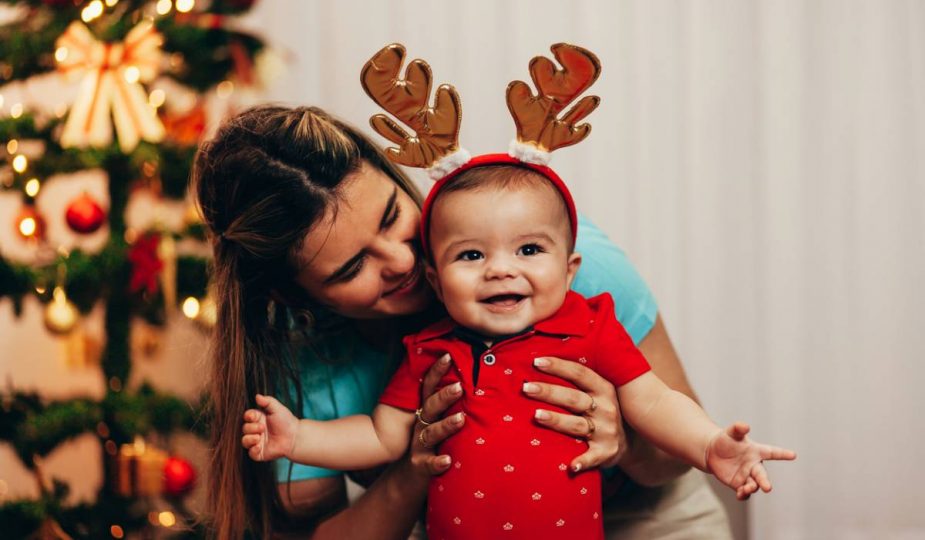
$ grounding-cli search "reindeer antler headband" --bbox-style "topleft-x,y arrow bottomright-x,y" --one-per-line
361,42 -> 602,255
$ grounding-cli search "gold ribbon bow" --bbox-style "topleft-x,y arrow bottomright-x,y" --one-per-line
55,20 -> 166,153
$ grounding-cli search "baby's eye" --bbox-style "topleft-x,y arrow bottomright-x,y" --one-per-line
457,250 -> 484,261
517,243 -> 544,256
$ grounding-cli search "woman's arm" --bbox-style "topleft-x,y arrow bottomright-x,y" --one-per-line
271,354 -> 464,539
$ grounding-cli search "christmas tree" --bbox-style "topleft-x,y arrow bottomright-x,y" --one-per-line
0,1 -> 264,537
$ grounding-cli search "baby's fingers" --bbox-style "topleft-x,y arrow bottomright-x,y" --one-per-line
242,422 -> 265,435
752,462 -> 773,493
243,408 -> 263,423
737,477 -> 758,500
760,444 -> 797,462
241,434 -> 262,449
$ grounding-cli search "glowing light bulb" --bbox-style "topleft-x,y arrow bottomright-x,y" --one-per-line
158,511 -> 177,527
25,178 -> 40,197
182,297 -> 200,319
156,0 -> 172,15
55,47 -> 69,63
10,103 -> 23,118
176,0 -> 194,13
148,88 -> 166,108
216,80 -> 234,99
12,154 -> 27,173
19,217 -> 36,237
6,139 -> 17,154
123,66 -> 140,84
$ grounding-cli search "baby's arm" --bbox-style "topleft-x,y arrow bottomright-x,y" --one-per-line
242,394 -> 415,470
617,372 -> 796,499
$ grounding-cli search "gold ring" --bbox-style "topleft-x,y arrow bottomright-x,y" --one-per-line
415,408 -> 433,426
584,416 -> 596,438
418,427 -> 432,448
584,396 -> 597,414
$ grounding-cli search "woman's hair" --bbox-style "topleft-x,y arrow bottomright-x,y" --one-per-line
191,105 -> 421,539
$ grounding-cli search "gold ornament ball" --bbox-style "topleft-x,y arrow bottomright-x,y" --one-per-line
44,286 -> 79,334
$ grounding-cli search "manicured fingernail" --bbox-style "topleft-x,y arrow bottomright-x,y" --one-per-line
533,357 -> 550,367
438,455 -> 451,466
534,409 -> 551,421
572,463 -> 582,472
452,412 -> 465,424
450,382 -> 462,394
523,382 -> 539,394
441,354 -> 451,364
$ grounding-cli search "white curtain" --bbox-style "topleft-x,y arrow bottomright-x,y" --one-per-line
242,1 -> 925,538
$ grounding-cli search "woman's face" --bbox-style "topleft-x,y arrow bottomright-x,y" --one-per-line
293,161 -> 432,319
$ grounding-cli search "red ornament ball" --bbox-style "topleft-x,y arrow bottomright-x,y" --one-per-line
65,192 -> 107,234
163,456 -> 196,497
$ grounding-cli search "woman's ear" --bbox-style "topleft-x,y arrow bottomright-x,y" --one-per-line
565,252 -> 582,289
425,264 -> 443,302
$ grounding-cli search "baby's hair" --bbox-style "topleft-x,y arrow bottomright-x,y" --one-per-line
432,164 -> 576,252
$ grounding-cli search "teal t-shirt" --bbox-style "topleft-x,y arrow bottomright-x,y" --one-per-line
276,213 -> 658,482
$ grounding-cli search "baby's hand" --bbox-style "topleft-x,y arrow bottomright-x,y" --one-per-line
706,422 -> 797,500
241,394 -> 298,462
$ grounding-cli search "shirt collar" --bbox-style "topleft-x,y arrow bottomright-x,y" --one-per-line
414,291 -> 593,342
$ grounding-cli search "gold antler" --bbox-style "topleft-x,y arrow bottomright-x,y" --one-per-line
506,43 -> 601,152
361,43 -> 463,169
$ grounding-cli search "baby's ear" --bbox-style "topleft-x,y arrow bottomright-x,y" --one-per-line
425,263 -> 443,302
565,252 -> 582,289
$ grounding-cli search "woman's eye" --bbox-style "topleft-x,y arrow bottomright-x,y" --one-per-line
457,250 -> 484,261
384,203 -> 401,228
518,243 -> 543,256
340,256 -> 366,282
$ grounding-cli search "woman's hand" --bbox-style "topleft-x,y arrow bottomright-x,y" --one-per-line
409,353 -> 465,476
523,356 -> 627,473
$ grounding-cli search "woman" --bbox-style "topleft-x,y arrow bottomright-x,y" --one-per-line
194,105 -> 731,539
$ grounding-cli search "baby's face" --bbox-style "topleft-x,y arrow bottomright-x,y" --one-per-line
426,182 -> 581,337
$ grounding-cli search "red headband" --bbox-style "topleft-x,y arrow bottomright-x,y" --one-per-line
419,154 -> 578,261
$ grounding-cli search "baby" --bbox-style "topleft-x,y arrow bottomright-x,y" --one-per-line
242,160 -> 795,539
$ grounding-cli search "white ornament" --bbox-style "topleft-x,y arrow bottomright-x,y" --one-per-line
55,21 -> 166,152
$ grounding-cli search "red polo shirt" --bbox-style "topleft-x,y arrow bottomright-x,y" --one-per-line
380,291 -> 651,540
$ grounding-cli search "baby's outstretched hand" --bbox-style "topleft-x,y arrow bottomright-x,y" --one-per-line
706,422 -> 797,500
241,394 -> 298,462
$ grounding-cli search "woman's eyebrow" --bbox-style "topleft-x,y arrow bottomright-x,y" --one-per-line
322,187 -> 397,284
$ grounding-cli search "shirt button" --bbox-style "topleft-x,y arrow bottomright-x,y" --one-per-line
483,353 -> 496,365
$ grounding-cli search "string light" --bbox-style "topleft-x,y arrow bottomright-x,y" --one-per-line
12,154 -> 27,173
35,285 -> 46,294
6,139 -> 17,154
110,525 -> 124,538
156,0 -> 172,16
181,297 -> 200,319
216,80 -> 234,99
158,511 -> 177,527
19,217 -> 37,237
148,88 -> 166,108
25,178 -> 40,197
55,47 -> 69,63
123,66 -> 140,84
105,0 -> 119,6
10,103 -> 23,118
176,0 -> 195,13
81,0 -> 104,22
